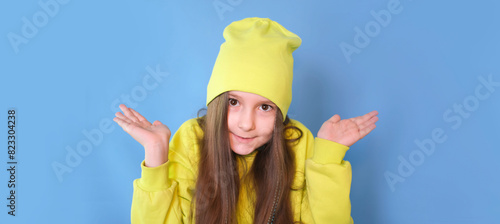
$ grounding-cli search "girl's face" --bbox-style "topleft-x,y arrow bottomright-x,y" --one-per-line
227,91 -> 277,155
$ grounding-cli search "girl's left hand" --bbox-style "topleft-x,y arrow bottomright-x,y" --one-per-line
317,110 -> 379,147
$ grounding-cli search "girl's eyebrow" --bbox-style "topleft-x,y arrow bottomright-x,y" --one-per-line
228,94 -> 275,105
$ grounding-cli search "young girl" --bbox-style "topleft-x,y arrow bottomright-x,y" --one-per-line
114,17 -> 378,224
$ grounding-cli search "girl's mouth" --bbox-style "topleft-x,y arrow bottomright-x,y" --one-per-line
233,133 -> 256,143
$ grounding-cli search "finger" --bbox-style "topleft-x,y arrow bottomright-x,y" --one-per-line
352,110 -> 378,125
114,116 -> 145,136
358,116 -> 379,131
115,111 -> 130,121
328,114 -> 341,123
113,116 -> 131,132
119,104 -> 139,123
129,108 -> 150,123
359,124 -> 376,139
352,110 -> 378,124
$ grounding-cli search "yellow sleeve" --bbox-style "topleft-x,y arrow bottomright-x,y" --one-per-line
131,119 -> 199,224
302,130 -> 354,223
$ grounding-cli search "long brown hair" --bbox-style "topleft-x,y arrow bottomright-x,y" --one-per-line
193,92 -> 303,224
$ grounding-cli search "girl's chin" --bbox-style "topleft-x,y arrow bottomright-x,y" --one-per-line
230,147 -> 256,156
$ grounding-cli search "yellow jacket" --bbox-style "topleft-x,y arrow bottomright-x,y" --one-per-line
131,118 -> 354,224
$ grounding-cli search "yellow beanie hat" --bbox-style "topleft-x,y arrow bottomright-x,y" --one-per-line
206,17 -> 302,122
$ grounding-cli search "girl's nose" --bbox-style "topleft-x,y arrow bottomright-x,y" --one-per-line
238,108 -> 255,131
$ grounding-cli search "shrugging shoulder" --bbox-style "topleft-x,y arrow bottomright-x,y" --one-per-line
130,118 -> 353,224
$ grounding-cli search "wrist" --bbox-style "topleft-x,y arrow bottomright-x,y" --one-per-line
144,145 -> 168,167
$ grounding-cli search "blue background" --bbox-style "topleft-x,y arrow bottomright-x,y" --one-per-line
1,0 -> 499,223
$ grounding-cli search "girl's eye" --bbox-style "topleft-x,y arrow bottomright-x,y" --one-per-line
260,104 -> 273,112
229,98 -> 239,106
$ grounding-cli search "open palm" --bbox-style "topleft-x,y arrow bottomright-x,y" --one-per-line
318,111 -> 379,147
113,104 -> 171,153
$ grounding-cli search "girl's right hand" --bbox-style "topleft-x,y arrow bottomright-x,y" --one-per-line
113,104 -> 171,167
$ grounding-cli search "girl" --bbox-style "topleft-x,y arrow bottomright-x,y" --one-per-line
114,17 -> 378,224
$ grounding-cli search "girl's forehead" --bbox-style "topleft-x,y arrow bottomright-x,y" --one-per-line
228,91 -> 275,105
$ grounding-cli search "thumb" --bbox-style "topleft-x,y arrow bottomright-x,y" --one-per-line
328,114 -> 341,123
152,120 -> 162,126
